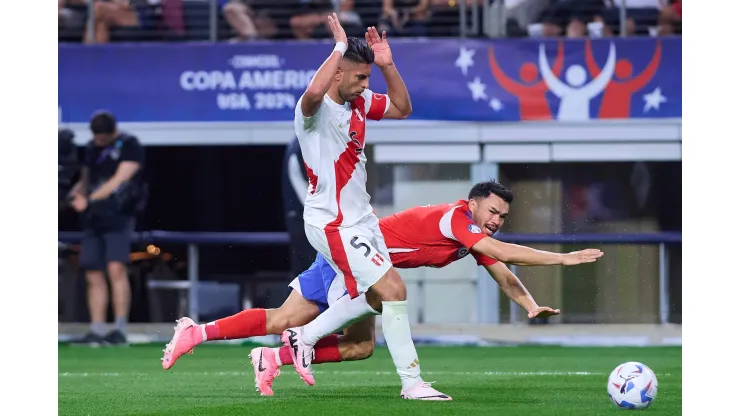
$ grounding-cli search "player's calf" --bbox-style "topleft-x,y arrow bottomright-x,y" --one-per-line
340,338 -> 375,361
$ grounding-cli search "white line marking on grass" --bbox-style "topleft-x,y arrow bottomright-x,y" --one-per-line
60,370 -> 671,377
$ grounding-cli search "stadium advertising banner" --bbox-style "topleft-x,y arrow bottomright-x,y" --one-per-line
58,37 -> 680,124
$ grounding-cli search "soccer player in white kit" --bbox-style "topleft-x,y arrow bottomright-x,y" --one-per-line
283,14 -> 451,400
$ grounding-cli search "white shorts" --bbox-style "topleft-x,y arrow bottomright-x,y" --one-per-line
304,215 -> 392,298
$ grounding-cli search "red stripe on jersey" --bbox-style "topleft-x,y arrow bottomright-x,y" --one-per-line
367,93 -> 387,120
324,229 -> 358,298
304,163 -> 318,195
323,96 -> 368,298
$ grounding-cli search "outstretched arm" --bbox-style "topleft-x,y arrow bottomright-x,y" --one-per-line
471,237 -> 604,266
485,262 -> 560,319
366,27 -> 412,119
301,13 -> 347,118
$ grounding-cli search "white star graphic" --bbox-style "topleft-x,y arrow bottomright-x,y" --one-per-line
467,77 -> 487,101
489,98 -> 503,112
455,46 -> 476,76
643,87 -> 667,112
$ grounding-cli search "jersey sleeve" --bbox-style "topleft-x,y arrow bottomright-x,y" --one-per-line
361,89 -> 390,121
295,94 -> 325,132
471,250 -> 499,267
441,207 -> 489,249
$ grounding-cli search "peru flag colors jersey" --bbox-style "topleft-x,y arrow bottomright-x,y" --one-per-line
380,200 -> 499,269
294,89 -> 390,229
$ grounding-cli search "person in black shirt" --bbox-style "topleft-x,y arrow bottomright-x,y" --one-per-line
282,136 -> 317,280
70,110 -> 145,345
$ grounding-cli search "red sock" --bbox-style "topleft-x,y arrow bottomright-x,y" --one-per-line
278,334 -> 342,365
204,309 -> 266,340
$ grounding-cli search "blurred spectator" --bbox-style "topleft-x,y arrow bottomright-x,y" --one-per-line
658,0 -> 680,35
70,111 -> 146,345
85,0 -> 142,44
533,0 -> 606,38
428,0 -> 486,38
289,0 -> 335,40
379,0 -> 431,37
161,0 -> 186,38
599,0 -> 664,36
59,0 -> 87,35
83,0 -> 187,43
221,0 -> 277,41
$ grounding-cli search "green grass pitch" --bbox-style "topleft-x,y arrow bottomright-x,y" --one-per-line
59,344 -> 681,415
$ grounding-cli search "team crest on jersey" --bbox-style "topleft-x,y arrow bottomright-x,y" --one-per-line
457,247 -> 469,258
468,224 -> 482,234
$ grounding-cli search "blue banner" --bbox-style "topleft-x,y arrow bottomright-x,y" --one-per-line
58,37 -> 681,123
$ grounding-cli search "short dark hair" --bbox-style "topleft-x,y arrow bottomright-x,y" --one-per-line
89,110 -> 117,135
468,180 -> 514,204
343,37 -> 374,65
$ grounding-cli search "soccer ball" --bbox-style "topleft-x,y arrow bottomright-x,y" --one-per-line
606,362 -> 658,409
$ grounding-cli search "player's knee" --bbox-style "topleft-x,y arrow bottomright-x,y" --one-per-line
378,269 -> 407,301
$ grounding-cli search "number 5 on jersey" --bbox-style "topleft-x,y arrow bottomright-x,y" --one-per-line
350,236 -> 385,266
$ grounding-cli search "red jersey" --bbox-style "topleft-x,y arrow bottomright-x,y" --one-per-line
379,200 -> 498,269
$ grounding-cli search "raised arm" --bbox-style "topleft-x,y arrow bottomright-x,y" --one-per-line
365,27 -> 412,119
301,13 -> 348,118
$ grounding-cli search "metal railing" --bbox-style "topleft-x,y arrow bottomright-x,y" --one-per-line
58,0 -> 679,43
58,230 -> 681,324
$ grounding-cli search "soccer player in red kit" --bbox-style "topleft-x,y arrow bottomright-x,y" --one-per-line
162,181 -> 603,397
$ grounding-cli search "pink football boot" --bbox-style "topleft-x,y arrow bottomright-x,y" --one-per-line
248,347 -> 281,396
161,317 -> 203,370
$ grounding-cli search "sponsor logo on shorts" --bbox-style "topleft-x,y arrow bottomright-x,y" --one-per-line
457,247 -> 469,258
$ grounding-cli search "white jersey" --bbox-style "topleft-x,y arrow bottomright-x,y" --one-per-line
294,89 -> 390,230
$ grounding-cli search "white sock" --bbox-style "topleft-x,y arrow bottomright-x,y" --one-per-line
301,293 -> 379,346
382,300 -> 423,390
271,348 -> 282,366
200,323 -> 213,341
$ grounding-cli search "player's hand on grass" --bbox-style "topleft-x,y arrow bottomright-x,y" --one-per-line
365,26 -> 393,67
527,306 -> 560,319
560,248 -> 603,266
327,12 -> 347,45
